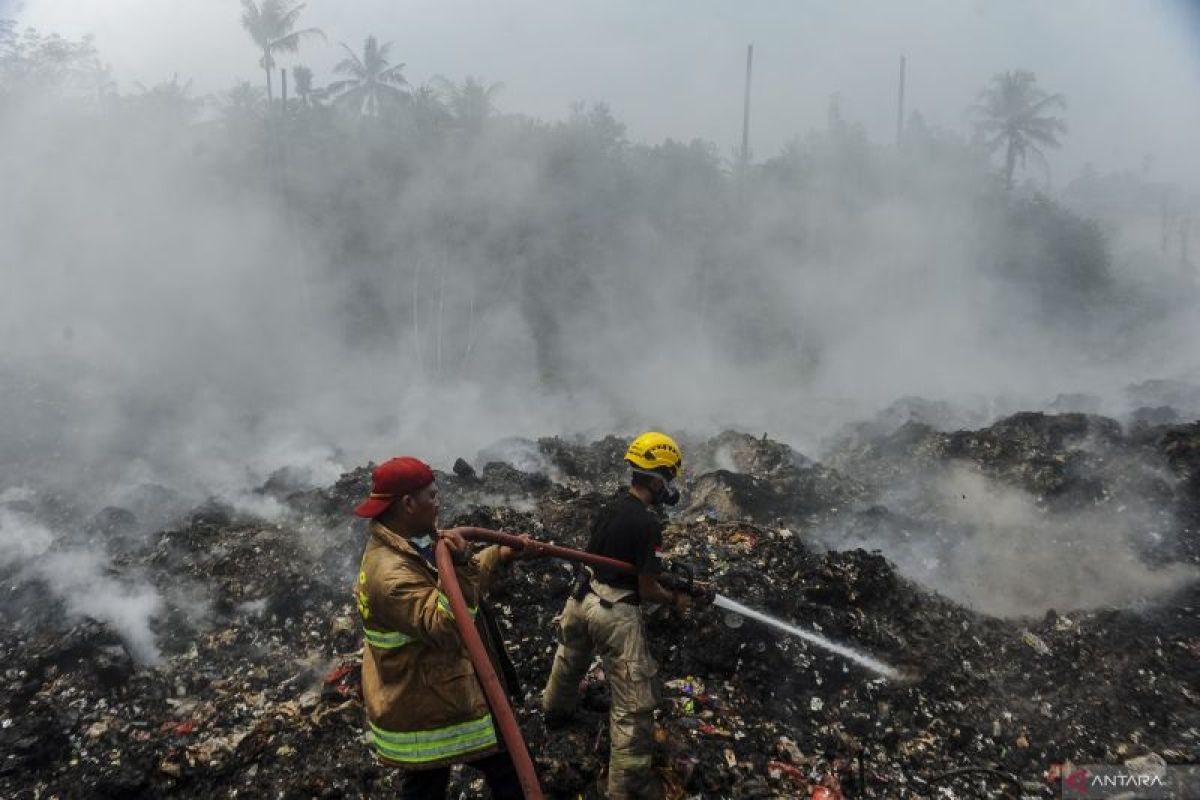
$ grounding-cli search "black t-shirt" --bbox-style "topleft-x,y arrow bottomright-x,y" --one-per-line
587,493 -> 663,592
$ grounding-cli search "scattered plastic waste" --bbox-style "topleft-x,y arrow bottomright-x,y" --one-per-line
1022,629 -> 1052,656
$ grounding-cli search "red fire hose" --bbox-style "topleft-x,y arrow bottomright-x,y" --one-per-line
449,526 -> 635,575
433,527 -> 635,800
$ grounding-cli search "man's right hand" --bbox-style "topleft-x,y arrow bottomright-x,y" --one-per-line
437,528 -> 470,557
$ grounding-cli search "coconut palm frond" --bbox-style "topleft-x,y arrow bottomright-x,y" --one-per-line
240,0 -> 263,34
326,35 -> 408,115
271,27 -> 324,54
373,39 -> 393,64
334,54 -> 365,77
378,64 -> 408,85
972,70 -> 1066,190
276,3 -> 307,32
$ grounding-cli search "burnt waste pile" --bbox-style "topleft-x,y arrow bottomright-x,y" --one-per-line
3,412 -> 1200,798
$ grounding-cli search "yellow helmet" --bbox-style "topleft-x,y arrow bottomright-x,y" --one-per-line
624,431 -> 683,481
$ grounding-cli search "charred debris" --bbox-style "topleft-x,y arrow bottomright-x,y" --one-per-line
3,409 -> 1200,798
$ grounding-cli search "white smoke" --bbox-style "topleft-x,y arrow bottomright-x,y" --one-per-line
0,507 -> 164,662
815,465 -> 1198,617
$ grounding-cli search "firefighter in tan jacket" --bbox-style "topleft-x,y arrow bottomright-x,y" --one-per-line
352,456 -> 534,800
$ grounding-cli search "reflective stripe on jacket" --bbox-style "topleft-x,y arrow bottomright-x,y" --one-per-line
355,521 -> 506,769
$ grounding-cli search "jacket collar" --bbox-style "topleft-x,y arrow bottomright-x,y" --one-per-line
369,521 -> 437,569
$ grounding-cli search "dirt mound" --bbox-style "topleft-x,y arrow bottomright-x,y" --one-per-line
681,431 -> 864,527
685,430 -> 814,477
684,465 -> 863,526
537,434 -> 630,492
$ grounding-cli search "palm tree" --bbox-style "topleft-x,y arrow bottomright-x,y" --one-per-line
433,75 -> 503,134
239,0 -> 324,104
409,83 -> 451,135
973,70 -> 1066,190
326,36 -> 407,116
291,64 -> 314,107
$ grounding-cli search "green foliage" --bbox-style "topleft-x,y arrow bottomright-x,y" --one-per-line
984,193 -> 1116,339
407,84 -> 451,139
129,74 -> 202,122
0,22 -> 108,103
566,101 -> 626,153
433,75 -> 503,135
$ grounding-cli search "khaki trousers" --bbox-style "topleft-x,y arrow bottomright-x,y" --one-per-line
542,592 -> 662,800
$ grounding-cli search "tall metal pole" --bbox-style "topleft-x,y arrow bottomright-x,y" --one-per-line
1162,193 -> 1170,257
1182,218 -> 1192,273
740,44 -> 754,174
896,55 -> 906,150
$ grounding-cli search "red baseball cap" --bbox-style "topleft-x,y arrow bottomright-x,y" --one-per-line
353,457 -> 435,518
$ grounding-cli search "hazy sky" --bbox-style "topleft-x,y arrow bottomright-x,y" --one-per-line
8,0 -> 1200,187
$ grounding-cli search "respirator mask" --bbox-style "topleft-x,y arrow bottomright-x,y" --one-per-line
634,468 -> 680,507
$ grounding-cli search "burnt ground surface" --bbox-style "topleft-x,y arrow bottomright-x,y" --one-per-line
3,412 -> 1200,798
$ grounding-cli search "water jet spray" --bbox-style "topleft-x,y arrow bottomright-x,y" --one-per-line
710,593 -> 905,681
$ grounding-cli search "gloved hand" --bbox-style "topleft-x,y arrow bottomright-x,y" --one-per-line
500,533 -> 545,563
672,591 -> 693,613
690,583 -> 717,609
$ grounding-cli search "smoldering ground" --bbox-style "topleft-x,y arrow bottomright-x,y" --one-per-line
811,465 -> 1198,618
3,3 -> 1200,661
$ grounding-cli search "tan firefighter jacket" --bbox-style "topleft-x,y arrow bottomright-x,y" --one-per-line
355,521 -> 508,769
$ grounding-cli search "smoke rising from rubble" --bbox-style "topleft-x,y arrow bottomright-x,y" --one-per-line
0,508 -> 164,662
2,2 -> 1200,653
815,466 -> 1199,617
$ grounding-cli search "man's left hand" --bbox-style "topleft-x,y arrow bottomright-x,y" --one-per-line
691,582 -> 717,609
500,533 -> 544,563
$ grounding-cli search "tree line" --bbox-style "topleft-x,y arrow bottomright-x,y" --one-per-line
2,7 -> 1187,393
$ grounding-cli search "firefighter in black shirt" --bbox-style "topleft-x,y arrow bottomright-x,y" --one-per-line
541,431 -> 694,800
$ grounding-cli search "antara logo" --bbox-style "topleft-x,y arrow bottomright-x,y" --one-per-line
1090,774 -> 1166,789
